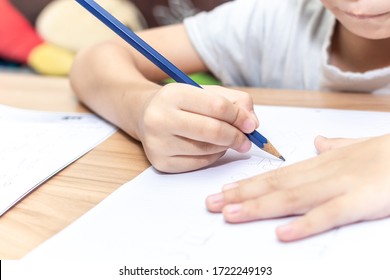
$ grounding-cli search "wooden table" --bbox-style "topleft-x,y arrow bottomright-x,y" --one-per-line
1,72 -> 389,259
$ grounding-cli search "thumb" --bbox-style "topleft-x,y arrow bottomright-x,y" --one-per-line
314,135 -> 370,154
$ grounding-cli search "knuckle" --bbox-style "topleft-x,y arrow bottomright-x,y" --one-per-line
243,200 -> 263,219
210,98 -> 230,116
241,91 -> 252,103
203,122 -> 225,143
298,216 -> 316,234
244,91 -> 251,100
284,188 -> 300,204
224,183 -> 247,203
264,168 -> 285,191
283,189 -> 301,212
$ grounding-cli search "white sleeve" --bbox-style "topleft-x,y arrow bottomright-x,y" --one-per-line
184,0 -> 266,86
184,0 -> 335,90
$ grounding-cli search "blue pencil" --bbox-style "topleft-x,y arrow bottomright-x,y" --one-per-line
76,0 -> 285,161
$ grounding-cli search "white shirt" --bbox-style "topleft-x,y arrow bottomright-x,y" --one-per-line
184,0 -> 390,94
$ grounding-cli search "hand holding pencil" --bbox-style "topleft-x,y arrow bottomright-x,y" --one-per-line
75,0 -> 284,172
137,84 -> 264,172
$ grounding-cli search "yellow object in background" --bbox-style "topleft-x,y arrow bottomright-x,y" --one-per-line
28,43 -> 74,76
37,0 -> 146,52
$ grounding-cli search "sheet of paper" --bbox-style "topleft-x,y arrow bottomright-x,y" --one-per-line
27,105 -> 390,260
0,104 -> 116,216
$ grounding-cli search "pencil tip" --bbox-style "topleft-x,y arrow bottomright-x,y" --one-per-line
279,156 -> 286,161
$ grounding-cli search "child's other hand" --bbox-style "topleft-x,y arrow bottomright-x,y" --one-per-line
138,84 -> 259,173
206,134 -> 390,241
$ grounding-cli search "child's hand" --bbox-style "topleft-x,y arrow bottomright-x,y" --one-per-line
137,84 -> 259,173
206,134 -> 390,241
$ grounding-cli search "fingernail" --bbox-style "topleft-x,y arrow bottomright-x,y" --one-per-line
276,224 -> 298,241
207,193 -> 224,206
223,183 -> 238,191
316,135 -> 327,141
277,224 -> 294,235
224,204 -> 242,215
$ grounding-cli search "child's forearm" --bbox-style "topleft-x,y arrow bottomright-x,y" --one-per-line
70,41 -> 161,141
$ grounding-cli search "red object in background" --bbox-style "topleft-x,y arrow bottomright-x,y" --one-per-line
0,0 -> 43,63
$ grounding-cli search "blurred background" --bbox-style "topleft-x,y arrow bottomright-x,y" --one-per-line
0,0 -> 231,78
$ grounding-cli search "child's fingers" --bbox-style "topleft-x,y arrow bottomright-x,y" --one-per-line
220,177 -> 346,222
314,135 -> 370,154
204,86 -> 256,114
275,192 -> 368,241
172,110 -> 252,153
207,87 -> 260,130
158,135 -> 229,156
206,153 -> 341,212
172,86 -> 257,134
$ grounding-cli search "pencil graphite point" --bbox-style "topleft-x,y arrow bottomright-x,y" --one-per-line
262,142 -> 285,161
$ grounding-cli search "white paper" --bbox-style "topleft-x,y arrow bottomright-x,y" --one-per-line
0,104 -> 116,216
27,105 -> 390,260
